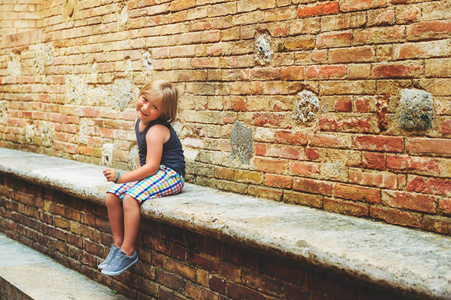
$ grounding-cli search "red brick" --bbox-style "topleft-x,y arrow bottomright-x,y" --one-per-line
202,30 -> 221,43
251,82 -> 264,95
279,37 -> 315,51
298,2 -> 339,18
14,191 -> 37,206
283,191 -> 323,208
67,233 -> 83,248
306,148 -> 320,160
363,152 -> 386,170
227,96 -> 247,112
349,170 -> 397,189
171,0 -> 195,11
242,269 -> 284,297
354,26 -> 403,44
355,98 -> 371,113
254,157 -> 288,174
266,145 -> 302,160
280,66 -> 305,81
155,233 -> 178,255
387,155 -> 441,174
334,183 -> 381,204
340,0 -> 387,12
317,32 -> 352,48
311,50 -> 327,62
78,145 -> 93,156
372,63 -> 422,78
84,239 -> 103,256
226,282 -> 266,300
319,116 -> 371,133
155,269 -> 185,293
7,29 -> 42,47
219,243 -> 258,271
397,6 -> 419,23
407,20 -> 451,40
255,143 -> 266,156
329,47 -> 375,63
209,275 -> 226,294
54,216 -> 70,230
442,119 -> 451,135
208,2 -> 236,17
324,198 -> 368,217
370,206 -> 421,228
290,162 -> 320,176
259,255 -> 305,285
274,27 -> 290,38
334,98 -> 352,112
306,65 -> 347,79
275,130 -> 309,146
264,174 -> 292,189
293,178 -> 333,197
170,45 -> 197,58
421,216 -> 451,235
397,41 -> 448,60
253,113 -> 284,127
310,133 -> 352,149
191,57 -> 219,68
439,199 -> 451,215
354,135 -> 404,153
406,176 -> 451,197
406,138 -> 451,156
249,186 -> 283,201
166,258 -> 197,282
251,68 -> 280,80
368,9 -> 395,26
54,142 -> 78,154
382,191 -> 436,213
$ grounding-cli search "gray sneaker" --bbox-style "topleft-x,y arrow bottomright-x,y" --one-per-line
98,244 -> 120,269
101,250 -> 138,276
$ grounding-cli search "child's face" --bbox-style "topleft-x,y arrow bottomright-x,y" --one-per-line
136,95 -> 163,125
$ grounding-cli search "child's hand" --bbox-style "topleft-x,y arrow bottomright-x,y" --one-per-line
103,168 -> 119,183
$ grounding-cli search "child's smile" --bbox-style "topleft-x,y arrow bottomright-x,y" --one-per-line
136,96 -> 162,125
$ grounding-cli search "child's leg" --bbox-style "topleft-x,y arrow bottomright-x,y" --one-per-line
120,194 -> 141,256
106,192 -> 124,248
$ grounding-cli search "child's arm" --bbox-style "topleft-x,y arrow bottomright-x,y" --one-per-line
103,125 -> 169,183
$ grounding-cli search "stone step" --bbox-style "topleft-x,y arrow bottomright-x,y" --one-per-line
0,233 -> 127,300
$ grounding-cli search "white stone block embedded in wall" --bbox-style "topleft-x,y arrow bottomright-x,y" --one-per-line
102,143 -> 114,166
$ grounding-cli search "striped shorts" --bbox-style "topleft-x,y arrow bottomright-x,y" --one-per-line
107,165 -> 184,203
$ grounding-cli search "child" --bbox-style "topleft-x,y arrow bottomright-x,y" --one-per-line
100,79 -> 185,276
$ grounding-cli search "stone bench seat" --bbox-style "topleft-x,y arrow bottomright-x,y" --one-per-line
0,147 -> 450,299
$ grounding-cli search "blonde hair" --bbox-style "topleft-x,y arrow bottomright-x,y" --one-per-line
139,79 -> 179,123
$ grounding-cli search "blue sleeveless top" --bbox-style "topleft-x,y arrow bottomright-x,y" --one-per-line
135,119 -> 185,178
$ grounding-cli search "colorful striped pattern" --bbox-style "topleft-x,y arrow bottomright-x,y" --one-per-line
107,165 -> 184,203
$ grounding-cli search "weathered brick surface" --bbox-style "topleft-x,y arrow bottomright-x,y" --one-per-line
0,0 -> 449,235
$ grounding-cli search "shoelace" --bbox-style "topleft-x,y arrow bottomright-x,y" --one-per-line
110,251 -> 126,267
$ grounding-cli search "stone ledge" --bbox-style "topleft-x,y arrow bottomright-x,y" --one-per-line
0,232 -> 127,300
0,147 -> 450,299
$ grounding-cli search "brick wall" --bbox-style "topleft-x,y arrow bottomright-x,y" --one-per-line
0,0 -> 42,41
0,0 -> 450,235
0,173 -> 416,299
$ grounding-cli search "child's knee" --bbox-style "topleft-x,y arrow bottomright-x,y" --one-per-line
106,193 -> 121,207
123,195 -> 139,210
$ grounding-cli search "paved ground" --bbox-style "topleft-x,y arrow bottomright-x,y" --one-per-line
0,233 -> 127,300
